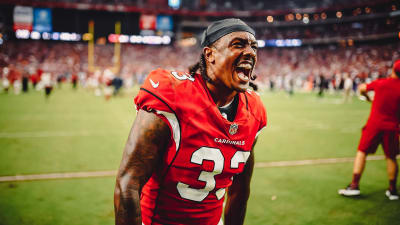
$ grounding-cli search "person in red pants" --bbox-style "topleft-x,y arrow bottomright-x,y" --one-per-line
339,60 -> 400,200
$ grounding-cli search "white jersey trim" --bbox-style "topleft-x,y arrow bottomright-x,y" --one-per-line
256,126 -> 266,138
156,110 -> 181,151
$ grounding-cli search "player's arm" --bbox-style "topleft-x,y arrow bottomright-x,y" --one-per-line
224,139 -> 257,225
114,109 -> 170,225
358,83 -> 372,102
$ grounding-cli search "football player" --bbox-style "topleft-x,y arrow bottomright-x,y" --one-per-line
115,18 -> 267,225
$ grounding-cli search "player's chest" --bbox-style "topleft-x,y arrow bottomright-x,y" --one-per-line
179,104 -> 256,147
172,111 -> 256,171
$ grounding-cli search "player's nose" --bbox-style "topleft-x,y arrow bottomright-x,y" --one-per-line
242,45 -> 256,63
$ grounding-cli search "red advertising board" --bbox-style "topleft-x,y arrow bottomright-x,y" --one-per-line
13,6 -> 33,31
139,14 -> 156,30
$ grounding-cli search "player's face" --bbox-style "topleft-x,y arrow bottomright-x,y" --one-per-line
210,31 -> 258,92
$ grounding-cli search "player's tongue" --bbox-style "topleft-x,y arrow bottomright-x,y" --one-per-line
235,64 -> 252,82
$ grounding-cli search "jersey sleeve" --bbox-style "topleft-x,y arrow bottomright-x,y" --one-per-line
257,97 -> 267,137
366,79 -> 381,91
246,90 -> 267,137
134,69 -> 183,151
134,68 -> 177,114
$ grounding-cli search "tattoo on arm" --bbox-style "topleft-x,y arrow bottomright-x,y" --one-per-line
114,109 -> 170,225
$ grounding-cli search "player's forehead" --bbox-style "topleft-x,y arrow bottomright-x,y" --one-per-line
214,31 -> 256,46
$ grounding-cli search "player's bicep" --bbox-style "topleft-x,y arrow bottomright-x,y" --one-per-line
116,109 -> 170,193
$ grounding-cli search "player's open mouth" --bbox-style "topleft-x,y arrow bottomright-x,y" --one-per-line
235,61 -> 253,82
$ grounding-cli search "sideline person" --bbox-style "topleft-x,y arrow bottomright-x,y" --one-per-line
338,60 -> 400,200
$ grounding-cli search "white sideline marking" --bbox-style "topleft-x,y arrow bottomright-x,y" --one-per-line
255,155 -> 385,168
0,131 -> 122,138
0,171 -> 117,182
0,155 -> 393,183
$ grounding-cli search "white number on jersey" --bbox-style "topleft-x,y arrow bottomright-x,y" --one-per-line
171,71 -> 195,82
177,147 -> 250,202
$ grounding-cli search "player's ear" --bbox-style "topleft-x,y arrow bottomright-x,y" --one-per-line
203,47 -> 215,64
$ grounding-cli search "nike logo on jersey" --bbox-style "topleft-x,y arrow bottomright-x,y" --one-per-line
149,78 -> 159,88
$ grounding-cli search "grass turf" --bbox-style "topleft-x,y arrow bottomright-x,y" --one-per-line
0,162 -> 399,225
0,86 -> 397,225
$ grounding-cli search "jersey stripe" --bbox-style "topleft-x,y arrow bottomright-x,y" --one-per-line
155,110 -> 181,151
256,126 -> 266,138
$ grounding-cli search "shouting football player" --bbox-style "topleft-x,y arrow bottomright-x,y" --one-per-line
114,18 -> 267,225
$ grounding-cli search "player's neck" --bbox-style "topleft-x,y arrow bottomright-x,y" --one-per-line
206,81 -> 237,107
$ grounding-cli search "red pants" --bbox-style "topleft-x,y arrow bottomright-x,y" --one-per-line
358,125 -> 399,158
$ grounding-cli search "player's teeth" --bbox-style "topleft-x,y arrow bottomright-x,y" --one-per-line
239,64 -> 252,70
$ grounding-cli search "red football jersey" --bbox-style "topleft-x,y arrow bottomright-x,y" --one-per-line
366,77 -> 400,130
134,69 -> 267,225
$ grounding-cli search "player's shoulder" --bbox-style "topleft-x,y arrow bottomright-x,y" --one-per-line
244,89 -> 267,122
137,68 -> 200,111
386,77 -> 400,84
245,89 -> 264,107
147,68 -> 194,81
387,77 -> 400,93
143,68 -> 195,91
143,68 -> 174,89
373,77 -> 399,87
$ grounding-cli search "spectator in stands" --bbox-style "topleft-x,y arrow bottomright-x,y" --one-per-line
0,40 -> 399,95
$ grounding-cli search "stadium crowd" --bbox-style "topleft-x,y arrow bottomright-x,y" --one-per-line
22,0 -> 388,11
257,19 -> 398,40
0,40 -> 399,95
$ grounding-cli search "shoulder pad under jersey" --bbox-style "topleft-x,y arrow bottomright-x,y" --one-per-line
135,68 -> 195,114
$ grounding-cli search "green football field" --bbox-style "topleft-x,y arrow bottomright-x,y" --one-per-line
0,86 -> 399,225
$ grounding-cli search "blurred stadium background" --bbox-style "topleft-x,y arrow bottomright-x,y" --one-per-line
0,0 -> 399,224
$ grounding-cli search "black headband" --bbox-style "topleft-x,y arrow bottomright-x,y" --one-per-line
200,18 -> 255,47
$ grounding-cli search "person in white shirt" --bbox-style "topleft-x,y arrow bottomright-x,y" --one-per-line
41,72 -> 54,98
343,73 -> 353,103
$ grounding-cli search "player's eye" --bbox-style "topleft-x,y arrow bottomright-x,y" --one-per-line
233,42 -> 244,48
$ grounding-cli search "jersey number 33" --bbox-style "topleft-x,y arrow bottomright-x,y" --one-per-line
177,147 -> 250,202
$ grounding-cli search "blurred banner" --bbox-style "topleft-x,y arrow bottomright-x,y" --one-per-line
33,8 -> 52,33
13,6 -> 33,31
139,14 -> 156,30
156,15 -> 173,31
